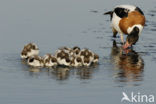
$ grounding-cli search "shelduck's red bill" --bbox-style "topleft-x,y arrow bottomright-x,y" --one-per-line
122,42 -> 131,49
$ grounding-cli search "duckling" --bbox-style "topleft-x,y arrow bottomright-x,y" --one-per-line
71,56 -> 83,67
21,43 -> 39,59
27,55 -> 44,67
83,56 -> 92,67
43,54 -> 58,67
55,50 -> 71,66
80,49 -> 94,62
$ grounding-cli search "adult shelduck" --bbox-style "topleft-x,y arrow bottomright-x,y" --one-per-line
104,5 -> 145,49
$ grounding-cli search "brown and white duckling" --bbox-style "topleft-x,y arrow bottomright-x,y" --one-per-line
27,55 -> 44,67
43,54 -> 58,67
80,49 -> 94,61
71,56 -> 83,67
55,50 -> 71,66
83,56 -> 93,67
21,43 -> 39,59
80,49 -> 99,66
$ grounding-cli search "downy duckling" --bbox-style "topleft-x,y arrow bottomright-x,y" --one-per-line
43,54 -> 58,67
80,49 -> 94,62
83,56 -> 92,67
21,43 -> 39,59
27,55 -> 44,67
71,56 -> 83,67
55,51 -> 71,66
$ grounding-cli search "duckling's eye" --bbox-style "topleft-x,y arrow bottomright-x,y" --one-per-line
29,58 -> 34,62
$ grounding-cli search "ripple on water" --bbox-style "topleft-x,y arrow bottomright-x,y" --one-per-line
150,10 -> 156,13
89,10 -> 98,13
151,28 -> 156,31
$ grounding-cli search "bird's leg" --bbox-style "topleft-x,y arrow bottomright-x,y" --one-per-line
120,33 -> 124,44
112,27 -> 118,38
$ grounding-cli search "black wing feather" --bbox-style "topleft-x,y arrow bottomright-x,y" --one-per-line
114,7 -> 129,18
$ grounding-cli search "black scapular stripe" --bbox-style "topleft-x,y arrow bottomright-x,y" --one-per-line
135,7 -> 144,15
114,7 -> 129,18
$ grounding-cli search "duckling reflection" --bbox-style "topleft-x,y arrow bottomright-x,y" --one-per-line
111,40 -> 144,82
28,67 -> 41,78
76,68 -> 92,79
50,67 -> 70,80
76,64 -> 99,79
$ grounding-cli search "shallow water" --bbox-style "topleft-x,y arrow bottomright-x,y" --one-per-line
0,0 -> 156,104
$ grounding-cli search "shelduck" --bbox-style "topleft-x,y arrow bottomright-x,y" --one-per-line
104,5 -> 145,49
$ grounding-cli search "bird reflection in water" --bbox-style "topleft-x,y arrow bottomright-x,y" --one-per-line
111,40 -> 144,83
49,64 -> 98,80
76,65 -> 98,79
25,64 -> 98,80
28,67 -> 41,78
50,67 -> 70,80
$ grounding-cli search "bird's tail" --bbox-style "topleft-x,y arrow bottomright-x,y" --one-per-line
104,11 -> 113,20
104,11 -> 113,15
